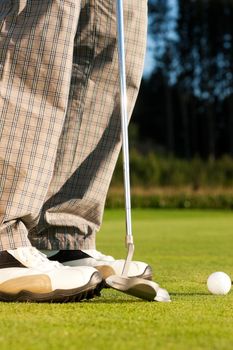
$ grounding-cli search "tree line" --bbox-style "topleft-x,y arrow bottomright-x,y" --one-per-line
132,0 -> 233,159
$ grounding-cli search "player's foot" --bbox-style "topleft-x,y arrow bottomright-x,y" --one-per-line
0,247 -> 102,302
46,249 -> 153,280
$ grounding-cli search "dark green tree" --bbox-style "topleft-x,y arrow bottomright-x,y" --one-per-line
134,0 -> 233,158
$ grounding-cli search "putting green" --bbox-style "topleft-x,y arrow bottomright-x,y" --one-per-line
0,209 -> 232,350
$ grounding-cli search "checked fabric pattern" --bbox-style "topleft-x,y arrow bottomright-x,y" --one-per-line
0,0 -> 148,251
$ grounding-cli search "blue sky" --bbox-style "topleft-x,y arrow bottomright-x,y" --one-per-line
143,0 -> 179,78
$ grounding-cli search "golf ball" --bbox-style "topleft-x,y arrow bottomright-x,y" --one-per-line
207,272 -> 232,295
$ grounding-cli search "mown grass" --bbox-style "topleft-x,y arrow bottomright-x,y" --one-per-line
0,209 -> 233,350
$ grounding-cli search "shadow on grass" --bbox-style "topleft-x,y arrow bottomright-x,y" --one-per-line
87,298 -> 146,304
90,292 -> 210,303
170,292 -> 209,296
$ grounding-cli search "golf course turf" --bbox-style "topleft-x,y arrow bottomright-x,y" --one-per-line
0,209 -> 232,350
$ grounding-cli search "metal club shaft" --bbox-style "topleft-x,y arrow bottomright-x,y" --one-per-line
116,0 -> 134,276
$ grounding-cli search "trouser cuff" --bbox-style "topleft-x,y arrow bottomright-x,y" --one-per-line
0,220 -> 32,251
29,226 -> 97,250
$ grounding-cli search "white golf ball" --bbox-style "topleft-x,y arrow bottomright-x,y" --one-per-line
207,272 -> 232,295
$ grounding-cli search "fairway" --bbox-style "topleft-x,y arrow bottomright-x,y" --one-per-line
0,209 -> 233,350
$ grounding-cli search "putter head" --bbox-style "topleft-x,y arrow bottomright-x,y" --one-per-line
105,275 -> 171,302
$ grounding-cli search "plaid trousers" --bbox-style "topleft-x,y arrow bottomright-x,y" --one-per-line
0,0 -> 147,251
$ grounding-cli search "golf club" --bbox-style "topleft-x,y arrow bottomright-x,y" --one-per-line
105,0 -> 171,302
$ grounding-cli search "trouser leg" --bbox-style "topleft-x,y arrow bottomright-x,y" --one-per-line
29,0 -> 148,250
0,0 -> 81,250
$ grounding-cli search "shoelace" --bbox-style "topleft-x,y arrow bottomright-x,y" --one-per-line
19,247 -> 62,270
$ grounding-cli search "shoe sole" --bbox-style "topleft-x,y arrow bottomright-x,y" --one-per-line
0,272 -> 102,303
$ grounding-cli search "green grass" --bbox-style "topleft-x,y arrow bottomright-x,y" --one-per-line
1,210 -> 233,350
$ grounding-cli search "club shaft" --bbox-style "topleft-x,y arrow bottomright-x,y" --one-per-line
116,0 -> 133,243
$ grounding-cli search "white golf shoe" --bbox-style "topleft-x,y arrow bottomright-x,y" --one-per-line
45,249 -> 153,281
0,247 -> 102,302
